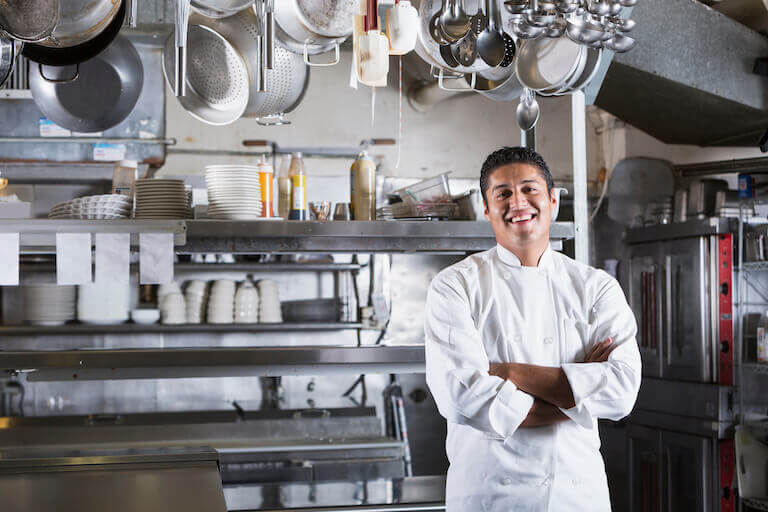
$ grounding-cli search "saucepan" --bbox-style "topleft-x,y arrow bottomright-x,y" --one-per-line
274,0 -> 356,65
23,0 -> 126,66
29,35 -> 144,133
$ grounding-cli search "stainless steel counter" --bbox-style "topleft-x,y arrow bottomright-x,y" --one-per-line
0,345 -> 426,381
224,475 -> 446,511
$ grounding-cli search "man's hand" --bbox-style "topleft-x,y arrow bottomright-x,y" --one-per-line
584,337 -> 617,363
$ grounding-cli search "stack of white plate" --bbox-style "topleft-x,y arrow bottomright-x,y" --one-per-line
23,284 -> 76,326
257,279 -> 282,323
207,279 -> 235,323
78,282 -> 130,325
48,194 -> 132,219
135,179 -> 189,219
205,165 -> 262,220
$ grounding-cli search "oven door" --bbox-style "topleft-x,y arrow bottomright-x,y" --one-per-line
627,242 -> 663,378
661,237 -> 713,382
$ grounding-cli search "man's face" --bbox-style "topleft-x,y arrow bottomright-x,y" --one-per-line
483,163 -> 556,250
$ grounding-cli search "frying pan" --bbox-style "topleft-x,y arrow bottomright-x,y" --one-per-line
29,35 -> 144,133
23,0 -> 126,66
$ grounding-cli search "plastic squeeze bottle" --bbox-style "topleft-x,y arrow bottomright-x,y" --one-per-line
288,152 -> 308,220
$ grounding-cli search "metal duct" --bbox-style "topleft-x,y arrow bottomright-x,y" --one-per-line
592,0 -> 768,146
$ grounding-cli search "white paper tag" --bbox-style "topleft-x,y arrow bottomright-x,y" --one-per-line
56,233 -> 92,285
139,233 -> 174,284
39,118 -> 71,137
0,233 -> 19,286
95,233 -> 130,284
93,143 -> 126,162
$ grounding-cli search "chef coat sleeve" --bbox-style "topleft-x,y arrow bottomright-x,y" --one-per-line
560,278 -> 641,427
425,271 -> 535,438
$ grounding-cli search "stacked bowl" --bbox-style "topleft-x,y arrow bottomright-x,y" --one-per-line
205,165 -> 262,220
23,285 -> 76,326
49,194 -> 132,219
158,282 -> 186,324
185,280 -> 208,324
207,279 -> 235,323
135,179 -> 189,219
234,280 -> 259,323
78,282 -> 130,324
257,280 -> 282,323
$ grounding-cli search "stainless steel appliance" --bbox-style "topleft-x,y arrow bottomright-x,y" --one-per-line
613,219 -> 737,512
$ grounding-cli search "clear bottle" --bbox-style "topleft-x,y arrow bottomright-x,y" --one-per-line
288,152 -> 308,220
759,310 -> 768,363
276,155 -> 291,219
256,155 -> 274,218
350,151 -> 376,221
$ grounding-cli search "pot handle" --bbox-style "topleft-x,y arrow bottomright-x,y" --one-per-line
438,69 -> 474,91
303,41 -> 341,67
38,64 -> 79,84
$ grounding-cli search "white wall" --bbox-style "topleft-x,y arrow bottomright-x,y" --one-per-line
160,51 -> 603,192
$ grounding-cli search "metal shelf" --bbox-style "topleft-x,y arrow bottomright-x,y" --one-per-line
0,345 -> 426,381
174,262 -> 363,272
743,362 -> 768,375
1,219 -> 187,252
0,322 -> 363,337
742,261 -> 768,272
180,220 -> 574,254
744,497 -> 768,511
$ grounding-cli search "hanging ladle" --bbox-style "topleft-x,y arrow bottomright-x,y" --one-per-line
516,88 -> 540,131
439,0 -> 471,42
476,0 -> 505,66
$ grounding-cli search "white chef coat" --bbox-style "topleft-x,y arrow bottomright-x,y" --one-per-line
425,244 -> 641,511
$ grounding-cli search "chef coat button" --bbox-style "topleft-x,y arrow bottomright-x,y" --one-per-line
503,272 -> 511,280
544,336 -> 553,345
501,477 -> 514,486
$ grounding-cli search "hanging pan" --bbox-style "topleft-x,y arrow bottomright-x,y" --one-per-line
29,35 -> 144,133
0,0 -> 60,43
23,0 -> 126,66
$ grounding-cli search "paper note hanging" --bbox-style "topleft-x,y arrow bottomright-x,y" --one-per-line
95,233 -> 130,284
0,233 -> 19,286
139,233 -> 174,285
56,233 -> 92,285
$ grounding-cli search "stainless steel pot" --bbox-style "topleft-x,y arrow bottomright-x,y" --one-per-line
29,35 -> 144,132
273,0 -> 355,63
0,37 -> 19,89
191,0 -> 254,18
0,0 -> 59,42
36,0 -> 122,49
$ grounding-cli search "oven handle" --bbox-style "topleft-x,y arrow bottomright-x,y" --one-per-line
664,256 -> 672,367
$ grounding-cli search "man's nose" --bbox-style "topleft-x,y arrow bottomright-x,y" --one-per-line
508,192 -> 528,209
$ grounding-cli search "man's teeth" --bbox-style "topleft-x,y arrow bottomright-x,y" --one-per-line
510,214 -> 533,223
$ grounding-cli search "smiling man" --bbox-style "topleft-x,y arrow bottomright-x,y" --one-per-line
425,147 -> 641,511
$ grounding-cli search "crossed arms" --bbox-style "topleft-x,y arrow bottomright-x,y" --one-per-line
489,338 -> 617,428
424,272 -> 641,438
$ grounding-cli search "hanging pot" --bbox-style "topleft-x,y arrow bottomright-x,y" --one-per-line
273,0 -> 356,65
34,0 -> 121,49
22,1 -> 126,66
0,37 -> 20,89
190,0 -> 254,18
29,35 -> 144,133
0,0 -> 60,43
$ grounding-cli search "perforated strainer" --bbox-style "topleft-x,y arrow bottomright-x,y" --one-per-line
193,8 -> 310,121
162,24 -> 249,125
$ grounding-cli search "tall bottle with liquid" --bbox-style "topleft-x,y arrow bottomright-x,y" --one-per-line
350,151 -> 376,220
276,155 -> 291,219
288,152 -> 308,220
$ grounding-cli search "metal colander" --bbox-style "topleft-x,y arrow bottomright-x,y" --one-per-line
162,24 -> 249,125
192,9 -> 309,120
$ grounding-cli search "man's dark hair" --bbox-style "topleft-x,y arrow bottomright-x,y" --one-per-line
480,146 -> 554,204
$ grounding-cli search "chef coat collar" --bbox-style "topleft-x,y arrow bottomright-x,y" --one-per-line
496,243 -> 555,271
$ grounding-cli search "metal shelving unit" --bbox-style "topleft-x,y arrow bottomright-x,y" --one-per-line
744,498 -> 768,511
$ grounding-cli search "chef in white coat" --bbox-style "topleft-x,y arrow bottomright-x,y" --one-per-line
425,146 -> 641,511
